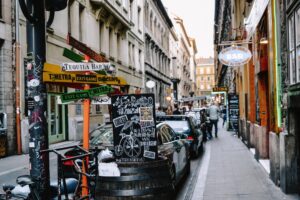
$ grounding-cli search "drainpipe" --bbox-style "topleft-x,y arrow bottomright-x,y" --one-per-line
15,0 -> 22,154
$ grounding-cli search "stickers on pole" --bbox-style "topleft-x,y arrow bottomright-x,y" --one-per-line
111,94 -> 157,162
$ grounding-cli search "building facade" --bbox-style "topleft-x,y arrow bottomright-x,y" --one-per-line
196,57 -> 215,96
0,0 -> 15,154
172,16 -> 192,101
214,0 -> 300,193
144,0 -> 172,107
17,0 -> 145,152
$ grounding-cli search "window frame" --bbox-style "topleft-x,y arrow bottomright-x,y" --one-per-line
288,6 -> 300,84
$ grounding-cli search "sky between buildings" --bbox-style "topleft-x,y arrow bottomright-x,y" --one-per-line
162,0 -> 215,58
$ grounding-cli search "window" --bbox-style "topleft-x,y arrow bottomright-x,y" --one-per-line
109,27 -> 113,57
296,8 -> 300,82
0,0 -> 2,19
288,7 -> 300,84
200,68 -> 204,74
122,0 -> 127,8
206,68 -> 210,74
207,76 -> 210,81
96,105 -> 101,114
129,0 -> 133,21
79,5 -> 85,42
200,85 -> 204,90
138,7 -> 141,31
207,85 -> 211,90
201,77 -> 204,81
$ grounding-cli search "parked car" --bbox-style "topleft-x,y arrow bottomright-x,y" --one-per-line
63,122 -> 190,189
156,115 -> 204,158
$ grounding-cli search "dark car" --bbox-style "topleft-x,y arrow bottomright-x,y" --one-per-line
156,123 -> 190,186
156,115 -> 204,158
64,123 -> 190,188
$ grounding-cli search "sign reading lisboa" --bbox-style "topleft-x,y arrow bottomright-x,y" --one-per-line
218,46 -> 252,67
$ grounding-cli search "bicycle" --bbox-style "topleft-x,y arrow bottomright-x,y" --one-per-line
0,145 -> 99,200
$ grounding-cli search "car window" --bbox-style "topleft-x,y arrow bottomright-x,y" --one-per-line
90,128 -> 113,145
168,127 -> 177,140
160,125 -> 172,143
164,120 -> 190,133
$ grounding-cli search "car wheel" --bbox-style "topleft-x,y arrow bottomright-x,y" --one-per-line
186,159 -> 191,175
192,144 -> 199,158
199,141 -> 204,154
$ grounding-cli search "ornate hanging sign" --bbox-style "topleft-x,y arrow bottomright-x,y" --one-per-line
218,46 -> 252,67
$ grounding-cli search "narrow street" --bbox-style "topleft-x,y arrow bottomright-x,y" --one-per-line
2,123 -> 298,199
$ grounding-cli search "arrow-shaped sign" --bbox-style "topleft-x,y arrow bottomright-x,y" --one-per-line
60,85 -> 113,103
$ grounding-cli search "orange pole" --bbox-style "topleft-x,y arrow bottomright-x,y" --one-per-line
82,55 -> 90,197
15,42 -> 22,154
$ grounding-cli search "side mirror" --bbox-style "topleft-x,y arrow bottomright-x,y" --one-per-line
45,0 -> 68,11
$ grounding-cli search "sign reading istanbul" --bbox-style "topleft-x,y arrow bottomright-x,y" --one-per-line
218,46 -> 252,67
61,62 -> 115,72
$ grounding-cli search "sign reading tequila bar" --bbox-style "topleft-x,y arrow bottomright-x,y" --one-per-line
218,46 -> 252,67
61,62 -> 115,72
43,71 -> 127,85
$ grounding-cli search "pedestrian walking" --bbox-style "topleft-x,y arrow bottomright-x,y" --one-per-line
173,104 -> 181,115
208,101 -> 220,138
166,105 -> 173,115
156,106 -> 166,116
222,107 -> 227,127
200,109 -> 208,142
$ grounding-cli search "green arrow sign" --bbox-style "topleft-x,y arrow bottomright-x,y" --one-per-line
61,91 -> 89,103
88,85 -> 113,97
60,86 -> 113,103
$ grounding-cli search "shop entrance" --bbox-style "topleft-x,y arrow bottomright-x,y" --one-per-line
47,94 -> 66,144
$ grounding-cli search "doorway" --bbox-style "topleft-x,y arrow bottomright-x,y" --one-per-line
47,94 -> 66,144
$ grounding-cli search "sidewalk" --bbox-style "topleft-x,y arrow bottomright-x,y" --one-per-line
191,122 -> 299,200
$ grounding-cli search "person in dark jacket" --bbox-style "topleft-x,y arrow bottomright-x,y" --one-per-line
173,104 -> 181,115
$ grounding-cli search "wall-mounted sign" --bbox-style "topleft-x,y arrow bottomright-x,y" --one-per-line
61,62 -> 114,72
43,71 -> 127,85
228,94 -> 239,132
60,85 -> 113,103
67,33 -> 107,62
63,48 -> 84,62
111,94 -> 157,162
212,86 -> 228,92
218,46 -> 252,67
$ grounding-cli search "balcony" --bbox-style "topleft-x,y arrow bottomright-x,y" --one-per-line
91,0 -> 131,30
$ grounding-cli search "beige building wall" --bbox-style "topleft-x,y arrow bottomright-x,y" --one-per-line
196,57 -> 215,96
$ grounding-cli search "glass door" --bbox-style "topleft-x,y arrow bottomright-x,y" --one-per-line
48,94 -> 66,144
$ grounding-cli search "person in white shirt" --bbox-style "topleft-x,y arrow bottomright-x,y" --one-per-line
208,101 -> 220,138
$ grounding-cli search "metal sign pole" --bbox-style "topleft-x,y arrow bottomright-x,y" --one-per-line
23,0 -> 50,198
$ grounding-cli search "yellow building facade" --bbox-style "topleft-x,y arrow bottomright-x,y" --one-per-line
196,57 -> 215,96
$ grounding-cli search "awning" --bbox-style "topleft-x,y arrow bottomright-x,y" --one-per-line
245,0 -> 269,41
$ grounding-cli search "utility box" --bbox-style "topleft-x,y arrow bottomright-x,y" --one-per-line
0,113 -> 7,157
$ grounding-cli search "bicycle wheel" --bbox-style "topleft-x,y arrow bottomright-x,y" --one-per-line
123,136 -> 141,158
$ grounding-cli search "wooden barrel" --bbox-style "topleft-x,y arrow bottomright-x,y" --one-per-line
95,159 -> 174,200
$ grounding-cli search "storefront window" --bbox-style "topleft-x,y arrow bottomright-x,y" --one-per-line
289,15 -> 296,84
296,8 -> 300,82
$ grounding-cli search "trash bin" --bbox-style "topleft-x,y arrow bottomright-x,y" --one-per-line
0,113 -> 7,157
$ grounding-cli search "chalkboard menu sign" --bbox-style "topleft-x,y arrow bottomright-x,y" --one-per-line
228,94 -> 239,132
111,94 -> 157,162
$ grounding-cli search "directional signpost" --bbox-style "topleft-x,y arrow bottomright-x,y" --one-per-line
60,85 -> 113,103
42,54 -> 127,198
